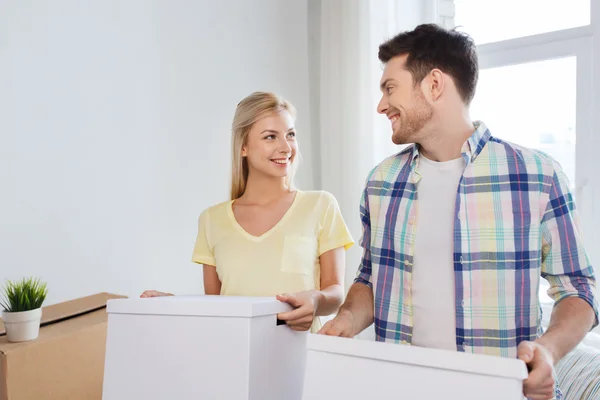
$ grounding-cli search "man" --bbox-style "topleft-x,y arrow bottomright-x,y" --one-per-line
319,24 -> 598,400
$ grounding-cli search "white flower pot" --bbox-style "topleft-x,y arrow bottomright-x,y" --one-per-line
2,308 -> 42,342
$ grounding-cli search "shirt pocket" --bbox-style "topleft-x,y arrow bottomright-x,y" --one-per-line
473,211 -> 539,273
281,236 -> 317,276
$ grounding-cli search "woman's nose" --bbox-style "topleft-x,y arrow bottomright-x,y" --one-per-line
278,138 -> 292,153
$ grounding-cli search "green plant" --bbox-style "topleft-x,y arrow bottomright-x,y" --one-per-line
0,277 -> 48,312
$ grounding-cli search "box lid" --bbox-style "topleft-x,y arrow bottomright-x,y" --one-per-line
106,295 -> 293,317
307,334 -> 528,380
0,292 -> 124,337
0,292 -> 126,353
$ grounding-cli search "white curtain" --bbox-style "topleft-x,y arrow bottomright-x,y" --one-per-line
310,0 -> 436,338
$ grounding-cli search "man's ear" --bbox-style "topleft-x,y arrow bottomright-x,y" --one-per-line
424,68 -> 445,102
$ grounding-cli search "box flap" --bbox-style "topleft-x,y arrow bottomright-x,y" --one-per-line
306,334 -> 529,381
0,292 -> 126,337
107,295 -> 292,318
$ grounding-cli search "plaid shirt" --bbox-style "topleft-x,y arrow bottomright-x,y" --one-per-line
355,121 -> 598,358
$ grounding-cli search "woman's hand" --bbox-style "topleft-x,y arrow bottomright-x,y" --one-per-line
140,290 -> 174,298
276,290 -> 322,331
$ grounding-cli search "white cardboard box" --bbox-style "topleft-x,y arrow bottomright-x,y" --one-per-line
302,334 -> 528,400
101,296 -> 307,400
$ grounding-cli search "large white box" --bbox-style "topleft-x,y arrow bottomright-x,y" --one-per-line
102,296 -> 307,400
302,334 -> 528,400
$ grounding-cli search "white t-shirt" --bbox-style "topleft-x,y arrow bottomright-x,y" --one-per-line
411,154 -> 465,351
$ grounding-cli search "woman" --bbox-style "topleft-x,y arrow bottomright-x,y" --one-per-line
141,92 -> 354,332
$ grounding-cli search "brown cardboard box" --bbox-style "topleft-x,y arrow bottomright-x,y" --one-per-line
0,292 -> 126,400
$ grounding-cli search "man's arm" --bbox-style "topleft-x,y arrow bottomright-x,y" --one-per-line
518,159 -> 599,399
336,281 -> 375,336
536,160 -> 599,360
536,296 -> 596,363
519,296 -> 596,400
318,232 -> 375,337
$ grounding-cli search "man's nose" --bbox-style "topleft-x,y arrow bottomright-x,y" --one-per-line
377,95 -> 388,115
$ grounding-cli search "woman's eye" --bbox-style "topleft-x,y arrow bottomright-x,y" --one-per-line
287,132 -> 296,138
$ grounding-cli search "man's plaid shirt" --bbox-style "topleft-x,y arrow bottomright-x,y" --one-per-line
354,121 -> 599,358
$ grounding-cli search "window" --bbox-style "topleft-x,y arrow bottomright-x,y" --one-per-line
471,57 -> 577,189
454,0 -> 591,44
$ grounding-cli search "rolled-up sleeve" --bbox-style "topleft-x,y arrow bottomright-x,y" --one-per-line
541,162 -> 599,328
354,184 -> 373,288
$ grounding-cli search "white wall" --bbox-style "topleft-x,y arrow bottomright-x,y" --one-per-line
0,0 -> 314,305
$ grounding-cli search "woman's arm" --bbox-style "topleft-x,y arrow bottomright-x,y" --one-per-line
313,247 -> 345,315
203,265 -> 222,295
276,247 -> 345,330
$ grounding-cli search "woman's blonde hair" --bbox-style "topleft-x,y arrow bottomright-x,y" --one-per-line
230,92 -> 298,200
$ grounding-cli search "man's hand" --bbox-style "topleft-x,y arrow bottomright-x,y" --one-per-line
317,309 -> 355,337
517,341 -> 555,400
276,291 -> 321,331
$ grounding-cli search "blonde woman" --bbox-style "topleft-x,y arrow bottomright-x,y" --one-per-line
141,92 -> 354,332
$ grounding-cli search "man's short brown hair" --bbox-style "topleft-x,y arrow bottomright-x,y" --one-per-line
379,24 -> 478,105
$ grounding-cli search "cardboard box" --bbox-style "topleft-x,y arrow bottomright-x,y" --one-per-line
0,292 -> 126,400
302,334 -> 528,400
102,295 -> 308,400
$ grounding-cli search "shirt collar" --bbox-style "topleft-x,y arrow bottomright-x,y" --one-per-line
409,120 -> 491,166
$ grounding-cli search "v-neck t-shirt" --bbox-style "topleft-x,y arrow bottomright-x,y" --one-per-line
192,190 -> 354,331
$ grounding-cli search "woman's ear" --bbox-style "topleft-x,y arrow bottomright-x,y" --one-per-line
241,146 -> 248,157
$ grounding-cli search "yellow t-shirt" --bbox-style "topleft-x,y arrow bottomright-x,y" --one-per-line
191,190 -> 354,332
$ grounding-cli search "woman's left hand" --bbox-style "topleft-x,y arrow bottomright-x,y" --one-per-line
276,290 -> 321,331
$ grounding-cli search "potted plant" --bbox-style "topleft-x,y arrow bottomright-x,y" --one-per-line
0,277 -> 48,342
